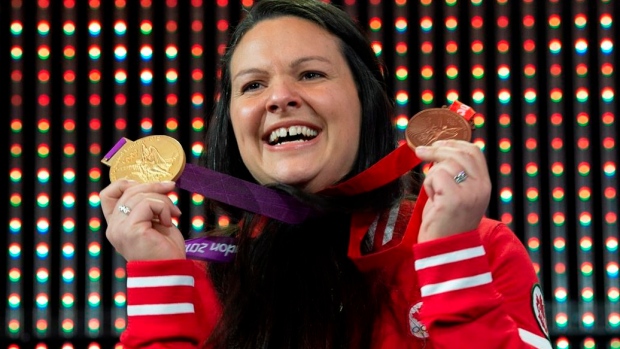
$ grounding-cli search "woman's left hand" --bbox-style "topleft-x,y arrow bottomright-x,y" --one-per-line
412,139 -> 491,243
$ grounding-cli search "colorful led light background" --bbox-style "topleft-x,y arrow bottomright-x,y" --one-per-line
2,0 -> 617,347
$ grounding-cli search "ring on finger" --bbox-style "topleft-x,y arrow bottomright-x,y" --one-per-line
118,204 -> 132,215
454,170 -> 468,184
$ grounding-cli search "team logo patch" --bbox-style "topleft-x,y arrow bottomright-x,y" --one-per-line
409,302 -> 429,339
531,284 -> 549,338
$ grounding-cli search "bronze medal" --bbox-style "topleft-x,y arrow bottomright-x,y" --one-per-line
405,107 -> 473,149
103,135 -> 186,183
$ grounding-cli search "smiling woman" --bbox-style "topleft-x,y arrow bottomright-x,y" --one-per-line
99,1 -> 552,348
229,16 -> 362,192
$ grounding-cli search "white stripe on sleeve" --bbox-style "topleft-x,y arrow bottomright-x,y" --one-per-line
127,303 -> 195,316
415,246 -> 486,270
420,272 -> 493,297
518,328 -> 552,349
127,275 -> 195,288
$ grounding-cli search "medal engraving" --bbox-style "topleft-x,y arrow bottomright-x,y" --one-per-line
105,135 -> 186,183
406,108 -> 472,149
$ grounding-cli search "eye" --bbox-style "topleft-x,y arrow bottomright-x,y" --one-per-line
241,82 -> 262,92
301,71 -> 325,80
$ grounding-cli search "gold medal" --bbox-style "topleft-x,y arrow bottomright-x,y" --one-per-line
101,135 -> 186,183
405,107 -> 473,149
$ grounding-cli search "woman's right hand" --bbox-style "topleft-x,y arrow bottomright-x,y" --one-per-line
100,180 -> 185,261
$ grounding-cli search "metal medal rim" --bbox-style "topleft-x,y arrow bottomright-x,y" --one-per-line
109,135 -> 186,182
405,108 -> 473,149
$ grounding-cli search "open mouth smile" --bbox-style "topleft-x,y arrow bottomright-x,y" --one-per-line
267,125 -> 319,145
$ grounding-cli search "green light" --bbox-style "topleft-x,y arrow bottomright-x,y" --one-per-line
9,273 -> 20,282
500,190 -> 512,203
556,317 -> 568,328
581,290 -> 594,302
89,195 -> 101,207
579,215 -> 592,226
63,171 -> 76,183
38,171 -> 50,182
89,22 -> 101,36
114,21 -> 127,35
88,297 -> 101,307
38,25 -> 50,36
36,272 -> 49,283
8,322 -> 20,333
550,94 -> 562,103
582,315 -> 595,327
89,272 -> 101,282
10,195 -> 21,207
498,92 -> 511,104
89,245 -> 101,257
10,22 -> 23,35
141,24 -> 153,35
114,298 -> 126,307
36,297 -> 48,308
37,197 -> 49,208
396,117 -> 408,130
89,221 -> 101,232
602,92 -> 615,103
63,221 -> 75,233
11,47 -> 23,60
472,93 -> 484,104
474,118 -> 484,128
576,93 -> 589,103
38,49 -> 50,60
191,195 -> 205,205
62,297 -> 75,308
89,49 -> 101,60
8,297 -> 20,308
555,290 -> 567,302
499,141 -> 511,152
192,220 -> 204,230
63,26 -> 75,36
9,244 -> 21,257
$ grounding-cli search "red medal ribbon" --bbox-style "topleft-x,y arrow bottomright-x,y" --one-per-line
321,100 -> 476,268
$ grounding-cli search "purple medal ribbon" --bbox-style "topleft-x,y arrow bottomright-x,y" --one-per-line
104,138 -> 317,263
184,236 -> 237,263
176,163 -> 316,224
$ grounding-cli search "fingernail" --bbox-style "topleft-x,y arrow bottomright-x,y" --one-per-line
433,140 -> 446,146
162,180 -> 176,184
415,146 -> 428,155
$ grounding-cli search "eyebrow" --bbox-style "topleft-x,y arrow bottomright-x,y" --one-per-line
232,56 -> 332,82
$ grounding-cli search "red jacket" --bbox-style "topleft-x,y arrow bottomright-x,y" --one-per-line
121,200 -> 552,348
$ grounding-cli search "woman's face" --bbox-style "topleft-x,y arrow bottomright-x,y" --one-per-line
229,16 -> 361,193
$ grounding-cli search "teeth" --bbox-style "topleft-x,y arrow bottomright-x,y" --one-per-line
269,126 -> 318,144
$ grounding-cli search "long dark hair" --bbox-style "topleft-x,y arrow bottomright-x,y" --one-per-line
201,0 -> 408,348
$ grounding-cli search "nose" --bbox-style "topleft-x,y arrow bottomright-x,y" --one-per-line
266,80 -> 301,113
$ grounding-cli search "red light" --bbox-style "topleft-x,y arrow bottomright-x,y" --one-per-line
115,94 -> 126,106
89,119 -> 101,131
64,95 -> 76,106
89,94 -> 101,106
38,94 -> 50,106
115,119 -> 127,130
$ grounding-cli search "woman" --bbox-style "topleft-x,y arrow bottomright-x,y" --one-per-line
100,0 -> 551,348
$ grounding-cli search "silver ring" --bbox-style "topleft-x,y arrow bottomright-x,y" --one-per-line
118,204 -> 132,215
454,170 -> 468,184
